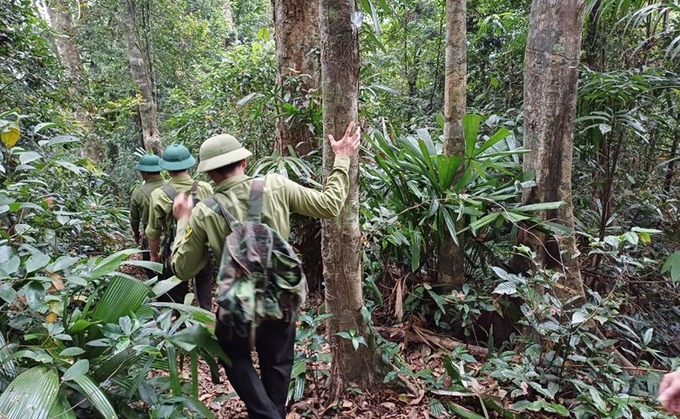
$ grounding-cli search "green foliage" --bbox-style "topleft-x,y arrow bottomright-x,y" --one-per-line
162,39 -> 277,158
362,114 -> 555,279
0,124 -> 224,417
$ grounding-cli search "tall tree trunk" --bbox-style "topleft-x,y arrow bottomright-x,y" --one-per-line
437,0 -> 466,290
224,0 -> 234,31
320,0 -> 378,399
121,0 -> 162,155
47,0 -> 102,161
273,0 -> 319,156
520,0 -> 586,299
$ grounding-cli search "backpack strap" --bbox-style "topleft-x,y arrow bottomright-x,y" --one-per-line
246,178 -> 265,222
203,196 -> 238,230
140,184 -> 153,200
161,184 -> 178,201
190,181 -> 199,203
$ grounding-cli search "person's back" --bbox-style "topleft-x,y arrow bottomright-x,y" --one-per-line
145,143 -> 213,310
130,155 -> 166,278
170,125 -> 360,419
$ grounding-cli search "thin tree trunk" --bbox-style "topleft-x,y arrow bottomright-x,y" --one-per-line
320,0 -> 379,399
273,0 -> 319,156
121,0 -> 162,155
438,0 -> 466,290
520,0 -> 586,299
224,0 -> 234,31
664,130 -> 679,194
47,0 -> 102,161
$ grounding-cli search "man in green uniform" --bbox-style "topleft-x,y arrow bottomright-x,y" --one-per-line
145,143 -> 214,310
129,154 -> 166,279
170,122 -> 360,419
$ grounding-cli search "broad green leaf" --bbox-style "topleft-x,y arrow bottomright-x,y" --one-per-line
72,374 -> 118,419
447,401 -> 486,419
89,249 -> 139,279
0,284 -> 17,303
437,155 -> 462,191
92,348 -> 145,383
122,259 -> 163,273
152,276 -> 183,296
0,255 -> 20,274
463,114 -> 483,157
18,151 -> 41,165
571,311 -> 588,325
0,366 -> 59,419
588,387 -> 608,412
410,229 -> 422,272
551,403 -> 570,416
48,387 -> 76,419
59,347 -> 86,357
492,282 -> 517,295
91,276 -> 149,324
163,395 -> 215,418
63,359 -> 89,382
54,160 -> 82,175
151,302 -> 215,325
25,252 -> 50,273
441,208 -> 459,246
504,211 -> 531,223
662,251 -> 680,282
513,201 -> 565,212
33,122 -> 62,133
469,213 -> 500,230
166,344 -> 181,396
51,255 -> 81,272
24,281 -> 46,310
0,330 -> 16,377
474,127 -> 511,157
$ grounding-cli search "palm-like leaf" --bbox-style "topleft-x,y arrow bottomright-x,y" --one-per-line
0,366 -> 59,419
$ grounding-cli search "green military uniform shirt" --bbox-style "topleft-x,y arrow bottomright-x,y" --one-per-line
171,156 -> 351,281
130,177 -> 167,231
145,174 -> 214,241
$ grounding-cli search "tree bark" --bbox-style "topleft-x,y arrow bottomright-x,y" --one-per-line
520,0 -> 586,299
437,0 -> 466,290
224,0 -> 234,31
319,0 -> 379,399
121,0 -> 162,155
273,0 -> 319,156
47,0 -> 102,161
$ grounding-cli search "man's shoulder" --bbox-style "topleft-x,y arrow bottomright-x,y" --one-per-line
262,173 -> 291,190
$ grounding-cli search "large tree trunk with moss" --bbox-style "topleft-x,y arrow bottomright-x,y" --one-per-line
47,0 -> 102,161
320,0 -> 379,399
121,0 -> 162,155
273,0 -> 319,156
437,0 -> 467,290
519,0 -> 585,299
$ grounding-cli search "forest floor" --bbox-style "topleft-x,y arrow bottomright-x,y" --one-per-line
122,260 -> 439,418
123,259 -> 672,418
196,319 -> 444,419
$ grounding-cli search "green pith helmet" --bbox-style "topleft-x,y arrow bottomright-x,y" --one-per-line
197,134 -> 252,173
135,154 -> 162,172
159,143 -> 196,171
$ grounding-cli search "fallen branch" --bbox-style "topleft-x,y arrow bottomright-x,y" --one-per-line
376,324 -> 489,358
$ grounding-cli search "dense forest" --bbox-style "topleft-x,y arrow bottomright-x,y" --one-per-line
1,0 -> 680,417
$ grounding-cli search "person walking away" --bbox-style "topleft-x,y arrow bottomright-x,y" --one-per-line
146,143 -> 214,310
170,122 -> 361,419
129,154 -> 166,279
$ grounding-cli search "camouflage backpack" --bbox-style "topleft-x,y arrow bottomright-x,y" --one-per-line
203,178 -> 307,345
160,181 -> 199,274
